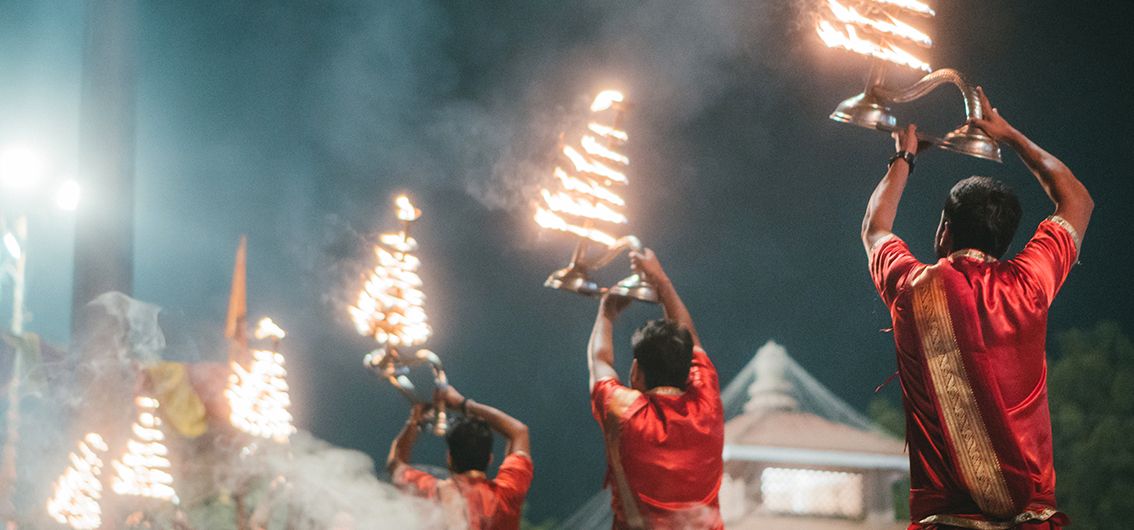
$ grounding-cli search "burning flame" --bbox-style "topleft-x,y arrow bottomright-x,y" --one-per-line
590,90 -> 625,112
46,433 -> 109,530
816,0 -> 934,72
110,396 -> 179,504
255,317 -> 286,340
226,320 -> 297,443
395,194 -> 422,222
349,195 -> 432,348
535,90 -> 633,248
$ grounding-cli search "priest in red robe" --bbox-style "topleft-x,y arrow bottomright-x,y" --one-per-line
388,386 -> 533,530
588,249 -> 725,530
862,87 -> 1094,529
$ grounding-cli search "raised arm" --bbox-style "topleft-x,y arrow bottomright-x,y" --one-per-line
971,86 -> 1094,235
440,386 -> 530,456
630,249 -> 701,349
386,403 -> 428,474
589,294 -> 631,390
862,124 -> 925,254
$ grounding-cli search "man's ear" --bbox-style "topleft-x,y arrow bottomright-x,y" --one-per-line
630,359 -> 643,390
488,452 -> 495,469
935,218 -> 953,257
446,453 -> 453,472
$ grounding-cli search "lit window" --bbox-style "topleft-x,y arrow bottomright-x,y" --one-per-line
760,467 -> 864,519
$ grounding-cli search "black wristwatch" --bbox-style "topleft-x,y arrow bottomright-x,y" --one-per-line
460,397 -> 470,415
888,150 -> 916,174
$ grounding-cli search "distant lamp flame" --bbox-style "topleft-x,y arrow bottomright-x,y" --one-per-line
349,195 -> 432,348
352,195 -> 451,436
535,90 -> 632,248
254,317 -> 286,341
226,319 -> 296,443
590,90 -> 625,112
395,194 -> 422,222
110,396 -> 180,504
46,433 -> 108,530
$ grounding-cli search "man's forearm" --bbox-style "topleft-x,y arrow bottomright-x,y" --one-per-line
588,312 -> 617,389
1005,130 -> 1093,232
386,420 -> 419,473
655,276 -> 700,348
465,399 -> 530,455
862,161 -> 911,253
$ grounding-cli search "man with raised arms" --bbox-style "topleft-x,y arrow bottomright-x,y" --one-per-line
388,386 -> 532,530
862,87 -> 1093,529
588,249 -> 724,530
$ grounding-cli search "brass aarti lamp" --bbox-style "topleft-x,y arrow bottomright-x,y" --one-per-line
818,0 -> 1001,162
350,195 -> 450,436
535,90 -> 658,302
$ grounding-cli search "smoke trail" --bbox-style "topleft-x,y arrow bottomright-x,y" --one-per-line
15,293 -> 444,529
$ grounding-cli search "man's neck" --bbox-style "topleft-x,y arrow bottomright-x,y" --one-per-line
454,469 -> 487,480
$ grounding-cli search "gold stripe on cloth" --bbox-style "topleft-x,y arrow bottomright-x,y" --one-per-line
911,269 -> 1015,518
918,507 -> 1059,529
1046,215 -> 1082,253
603,392 -> 648,530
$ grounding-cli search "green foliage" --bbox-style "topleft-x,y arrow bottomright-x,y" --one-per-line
868,394 -> 910,521
1048,321 -> 1134,528
867,394 -> 905,438
520,504 -> 557,530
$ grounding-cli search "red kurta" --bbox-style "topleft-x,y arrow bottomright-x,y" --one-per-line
871,217 -> 1081,530
395,452 -> 533,530
591,347 -> 725,530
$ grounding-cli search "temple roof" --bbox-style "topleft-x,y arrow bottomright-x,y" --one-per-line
726,409 -> 905,455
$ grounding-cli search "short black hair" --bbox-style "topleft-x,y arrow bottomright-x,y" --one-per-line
631,319 -> 694,390
943,176 -> 1022,259
445,417 -> 493,473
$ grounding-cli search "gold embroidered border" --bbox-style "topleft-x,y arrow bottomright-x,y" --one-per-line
911,270 -> 1015,518
918,507 -> 1058,529
1046,215 -> 1082,253
603,397 -> 647,530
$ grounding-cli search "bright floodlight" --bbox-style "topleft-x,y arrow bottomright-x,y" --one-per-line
2,232 -> 20,260
56,179 -> 81,211
0,144 -> 46,189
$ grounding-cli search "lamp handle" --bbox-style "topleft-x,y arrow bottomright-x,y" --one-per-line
585,235 -> 644,271
871,68 -> 986,122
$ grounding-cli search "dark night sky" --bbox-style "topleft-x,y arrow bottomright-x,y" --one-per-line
2,0 -> 1132,523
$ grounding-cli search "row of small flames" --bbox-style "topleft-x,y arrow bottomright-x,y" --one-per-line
46,318 -> 295,529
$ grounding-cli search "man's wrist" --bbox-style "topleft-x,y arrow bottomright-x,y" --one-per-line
649,273 -> 673,290
889,150 -> 916,174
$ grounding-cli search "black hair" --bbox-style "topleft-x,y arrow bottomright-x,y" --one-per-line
445,416 -> 493,473
631,319 -> 694,390
943,176 -> 1022,258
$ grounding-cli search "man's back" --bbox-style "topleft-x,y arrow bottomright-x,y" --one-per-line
591,348 -> 725,529
871,216 -> 1079,524
395,453 -> 534,530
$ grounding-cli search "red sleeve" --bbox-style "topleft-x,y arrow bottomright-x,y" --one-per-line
688,347 -> 719,398
1009,217 -> 1080,307
393,463 -> 439,500
494,453 -> 534,505
591,378 -> 644,425
870,234 -> 922,308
